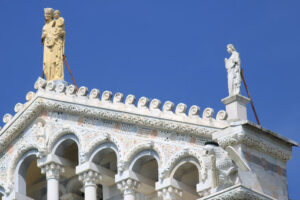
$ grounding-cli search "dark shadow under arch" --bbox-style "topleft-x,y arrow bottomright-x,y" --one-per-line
130,149 -> 160,182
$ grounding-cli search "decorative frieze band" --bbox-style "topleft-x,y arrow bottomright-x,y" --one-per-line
200,185 -> 274,200
0,94 -> 216,154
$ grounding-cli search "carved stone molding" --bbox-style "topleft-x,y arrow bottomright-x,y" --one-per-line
78,170 -> 102,186
200,185 -> 273,200
214,128 -> 291,162
47,127 -> 83,154
117,178 -> 140,196
3,114 -> 13,124
40,162 -> 65,180
85,134 -> 122,163
123,141 -> 163,170
8,145 -> 39,186
157,186 -> 182,200
161,148 -> 204,181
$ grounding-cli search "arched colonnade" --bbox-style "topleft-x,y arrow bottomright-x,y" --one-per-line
3,131 -> 204,200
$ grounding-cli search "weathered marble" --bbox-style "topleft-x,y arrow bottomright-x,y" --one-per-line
0,77 -> 296,200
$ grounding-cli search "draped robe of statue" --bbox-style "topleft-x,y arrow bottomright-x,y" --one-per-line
42,16 -> 65,81
225,50 -> 241,96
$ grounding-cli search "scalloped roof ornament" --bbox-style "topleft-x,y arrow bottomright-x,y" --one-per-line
0,77 -> 297,154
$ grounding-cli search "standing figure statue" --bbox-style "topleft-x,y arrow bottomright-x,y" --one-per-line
41,8 -> 65,81
224,44 -> 241,96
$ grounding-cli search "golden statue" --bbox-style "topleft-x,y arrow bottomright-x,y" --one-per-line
41,8 -> 65,81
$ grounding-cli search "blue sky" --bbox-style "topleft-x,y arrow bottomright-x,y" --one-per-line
0,0 -> 299,199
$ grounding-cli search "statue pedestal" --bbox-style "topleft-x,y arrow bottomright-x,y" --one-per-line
221,95 -> 250,121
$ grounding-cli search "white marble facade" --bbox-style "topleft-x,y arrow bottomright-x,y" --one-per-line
0,78 -> 296,200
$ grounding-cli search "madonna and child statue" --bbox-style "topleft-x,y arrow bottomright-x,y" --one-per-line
42,8 -> 65,81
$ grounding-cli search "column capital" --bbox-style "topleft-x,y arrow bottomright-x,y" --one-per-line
78,170 -> 102,187
41,162 -> 65,180
157,186 -> 182,200
117,178 -> 140,196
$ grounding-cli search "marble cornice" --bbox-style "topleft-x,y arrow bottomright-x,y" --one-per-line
213,126 -> 292,162
0,78 -> 227,153
200,185 -> 275,200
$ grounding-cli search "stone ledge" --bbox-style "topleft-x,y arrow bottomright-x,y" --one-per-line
221,95 -> 250,105
199,185 -> 275,200
213,125 -> 292,162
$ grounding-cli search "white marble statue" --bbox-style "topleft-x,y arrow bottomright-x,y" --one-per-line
224,44 -> 241,96
198,142 -> 250,196
33,118 -> 49,155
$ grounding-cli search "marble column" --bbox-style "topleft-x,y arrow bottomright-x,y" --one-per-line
157,186 -> 182,200
78,170 -> 102,200
117,179 -> 140,200
41,162 -> 64,200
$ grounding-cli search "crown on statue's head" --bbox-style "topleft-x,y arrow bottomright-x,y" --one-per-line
44,8 -> 54,14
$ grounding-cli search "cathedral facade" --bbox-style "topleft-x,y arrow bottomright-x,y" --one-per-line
0,77 -> 296,200
0,8 -> 297,200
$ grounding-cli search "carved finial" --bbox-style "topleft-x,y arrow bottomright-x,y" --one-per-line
90,89 -> 100,99
3,114 -> 13,124
225,44 -> 241,96
14,103 -> 24,113
42,8 -> 65,81
56,83 -> 66,93
78,86 -> 88,96
26,91 -> 35,101
175,103 -> 187,115
102,91 -> 112,102
34,77 -> 47,90
188,105 -> 200,117
203,108 -> 214,119
138,97 -> 149,108
216,110 -> 227,120
125,94 -> 136,105
113,93 -> 124,103
66,85 -> 76,95
46,81 -> 56,91
150,99 -> 161,110
163,101 -> 174,112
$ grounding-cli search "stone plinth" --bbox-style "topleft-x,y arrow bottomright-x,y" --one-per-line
221,95 -> 250,121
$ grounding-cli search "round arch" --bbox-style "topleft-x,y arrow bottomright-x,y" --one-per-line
169,157 -> 201,181
85,134 -> 123,162
129,149 -> 160,183
124,142 -> 163,169
51,134 -> 80,169
168,157 -> 201,200
51,134 -> 80,155
162,149 -> 204,180
47,128 -> 83,154
8,145 -> 39,185
129,149 -> 161,170
89,142 -> 120,163
13,149 -> 41,196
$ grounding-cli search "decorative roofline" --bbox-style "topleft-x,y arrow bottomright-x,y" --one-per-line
0,77 -> 231,153
1,77 -> 230,130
